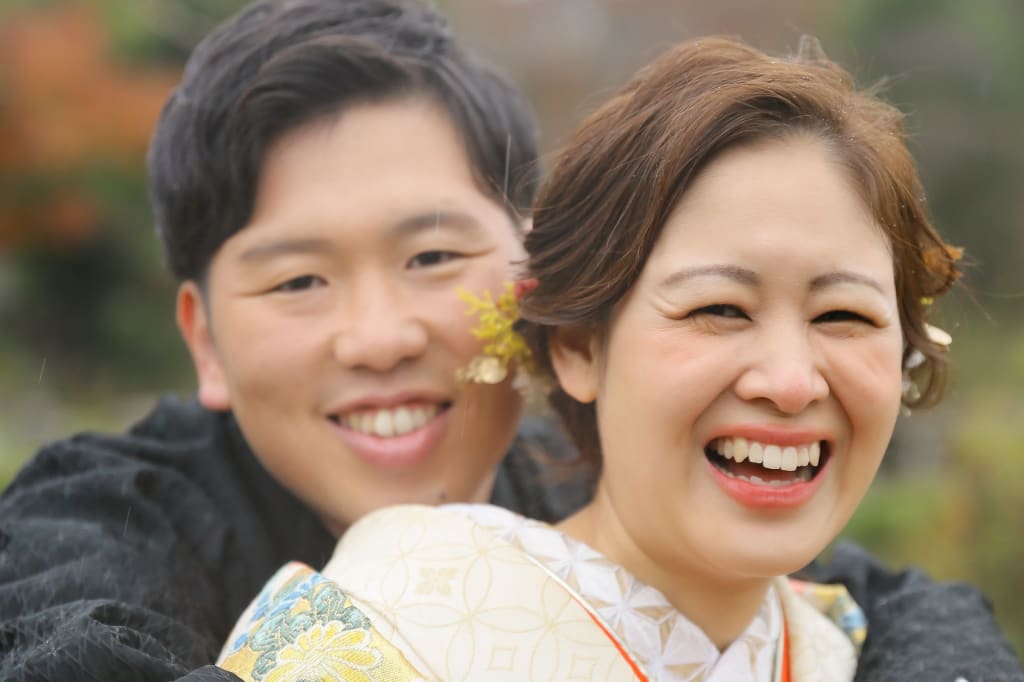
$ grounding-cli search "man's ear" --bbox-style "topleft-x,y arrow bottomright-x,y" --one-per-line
548,323 -> 600,404
176,281 -> 231,411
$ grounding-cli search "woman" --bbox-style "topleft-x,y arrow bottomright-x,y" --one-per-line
219,36 -> 970,681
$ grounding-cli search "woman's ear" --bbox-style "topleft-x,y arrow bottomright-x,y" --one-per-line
176,281 -> 231,410
548,323 -> 600,403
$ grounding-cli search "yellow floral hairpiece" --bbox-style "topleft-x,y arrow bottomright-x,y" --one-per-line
455,281 -> 534,385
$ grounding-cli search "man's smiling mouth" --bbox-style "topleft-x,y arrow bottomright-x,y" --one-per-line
329,403 -> 449,438
705,437 -> 829,485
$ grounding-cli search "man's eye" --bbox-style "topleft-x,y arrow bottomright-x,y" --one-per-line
272,275 -> 324,293
815,309 -> 871,324
407,251 -> 460,269
688,304 -> 749,320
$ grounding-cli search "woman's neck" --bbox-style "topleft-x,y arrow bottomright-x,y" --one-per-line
557,492 -> 775,650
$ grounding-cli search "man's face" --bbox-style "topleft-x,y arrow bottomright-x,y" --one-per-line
178,99 -> 526,534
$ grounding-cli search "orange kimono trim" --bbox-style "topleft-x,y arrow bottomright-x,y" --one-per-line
575,593 -> 651,681
780,623 -> 792,682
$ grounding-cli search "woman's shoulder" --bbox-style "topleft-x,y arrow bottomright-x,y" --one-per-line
332,502 -> 543,552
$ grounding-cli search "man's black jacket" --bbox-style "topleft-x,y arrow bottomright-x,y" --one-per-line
0,396 -> 1019,680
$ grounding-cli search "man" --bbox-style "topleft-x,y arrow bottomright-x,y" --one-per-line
0,1 -> 1019,680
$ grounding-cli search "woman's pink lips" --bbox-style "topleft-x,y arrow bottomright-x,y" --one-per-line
328,407 -> 449,471
704,450 -> 828,509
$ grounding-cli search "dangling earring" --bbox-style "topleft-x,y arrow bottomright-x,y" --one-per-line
901,313 -> 953,414
901,349 -> 925,409
455,279 -> 537,391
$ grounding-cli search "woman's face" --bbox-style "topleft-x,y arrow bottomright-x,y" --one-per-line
553,136 -> 903,583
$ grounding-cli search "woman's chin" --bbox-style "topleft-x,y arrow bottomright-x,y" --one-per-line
706,536 -> 828,581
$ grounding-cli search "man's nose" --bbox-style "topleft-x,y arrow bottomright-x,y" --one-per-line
332,282 -> 429,372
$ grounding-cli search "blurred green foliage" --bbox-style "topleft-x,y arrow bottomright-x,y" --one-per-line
0,0 -> 215,396
1,0 -> 1021,662
831,0 -> 1024,303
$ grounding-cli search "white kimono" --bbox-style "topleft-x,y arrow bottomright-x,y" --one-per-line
220,504 -> 862,681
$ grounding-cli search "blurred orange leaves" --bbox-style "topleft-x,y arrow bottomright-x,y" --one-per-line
0,4 -> 179,248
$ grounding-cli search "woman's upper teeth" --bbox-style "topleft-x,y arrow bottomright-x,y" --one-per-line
341,404 -> 438,437
713,437 -> 821,471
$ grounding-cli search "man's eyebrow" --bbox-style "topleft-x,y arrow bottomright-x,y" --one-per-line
810,271 -> 886,294
237,211 -> 489,262
659,264 -> 760,289
239,237 -> 336,263
392,210 -> 487,238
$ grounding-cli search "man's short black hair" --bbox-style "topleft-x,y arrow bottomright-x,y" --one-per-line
147,0 -> 539,283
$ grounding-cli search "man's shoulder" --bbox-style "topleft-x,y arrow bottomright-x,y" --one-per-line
2,394 -> 233,497
0,395 -> 282,681
799,542 -> 1024,681
491,415 -> 596,524
127,393 -> 223,441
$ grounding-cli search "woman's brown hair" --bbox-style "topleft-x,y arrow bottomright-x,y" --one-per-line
521,36 -> 961,467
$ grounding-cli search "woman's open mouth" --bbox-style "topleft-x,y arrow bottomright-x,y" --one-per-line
704,437 -> 830,486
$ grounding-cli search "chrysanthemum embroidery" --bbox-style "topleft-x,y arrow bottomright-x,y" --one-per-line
415,566 -> 457,596
266,623 -> 383,682
456,282 -> 532,384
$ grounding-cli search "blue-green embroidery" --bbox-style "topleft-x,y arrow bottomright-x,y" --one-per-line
243,572 -> 373,680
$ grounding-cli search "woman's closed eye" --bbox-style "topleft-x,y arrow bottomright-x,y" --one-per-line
407,250 -> 462,269
688,303 -> 750,320
271,274 -> 326,293
814,309 -> 873,325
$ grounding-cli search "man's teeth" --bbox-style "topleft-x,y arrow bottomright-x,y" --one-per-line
341,405 -> 439,437
711,437 -> 821,472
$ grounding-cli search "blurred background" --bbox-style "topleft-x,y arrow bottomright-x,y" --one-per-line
1,0 -> 1022,657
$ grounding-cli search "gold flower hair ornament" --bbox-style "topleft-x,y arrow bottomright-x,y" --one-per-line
903,296 -> 954,408
917,241 -> 962,350
924,322 -> 952,347
455,279 -> 537,388
919,296 -> 953,349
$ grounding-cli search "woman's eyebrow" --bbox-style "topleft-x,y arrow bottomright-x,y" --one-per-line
658,264 -> 760,289
810,271 -> 886,294
658,266 -> 888,295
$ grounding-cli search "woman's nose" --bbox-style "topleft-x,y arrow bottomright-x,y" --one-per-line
733,327 -> 829,414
